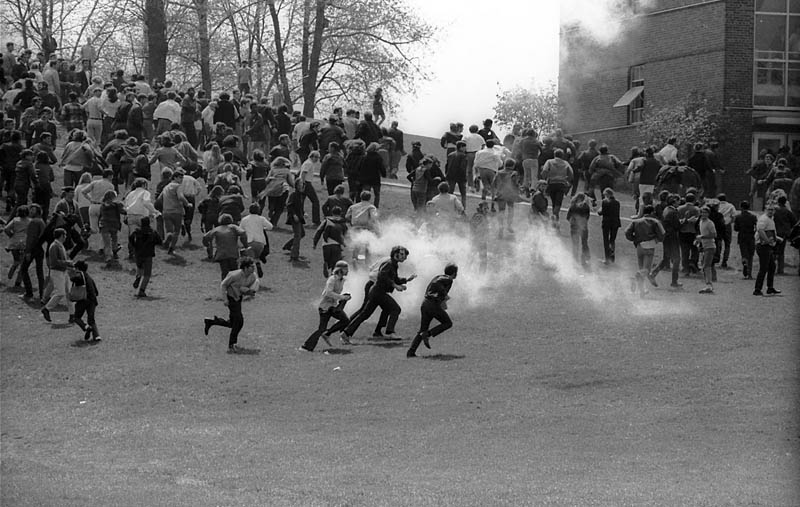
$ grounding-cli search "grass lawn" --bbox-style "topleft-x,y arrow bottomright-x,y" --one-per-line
1,172 -> 798,506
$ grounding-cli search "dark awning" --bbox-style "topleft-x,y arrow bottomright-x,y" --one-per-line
613,86 -> 644,107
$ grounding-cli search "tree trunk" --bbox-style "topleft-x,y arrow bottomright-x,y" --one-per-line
144,0 -> 167,83
267,0 -> 293,109
195,0 -> 211,96
255,0 -> 263,98
301,0 -> 326,118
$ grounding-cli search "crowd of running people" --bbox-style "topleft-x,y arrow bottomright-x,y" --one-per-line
1,46 -> 799,352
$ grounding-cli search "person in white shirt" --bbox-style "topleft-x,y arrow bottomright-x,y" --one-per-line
239,203 -> 273,277
83,88 -> 104,143
123,177 -> 159,249
473,140 -> 503,201
462,124 -> 485,188
297,151 -> 322,225
153,91 -> 181,135
300,260 -> 352,352
203,257 -> 260,353
656,137 -> 678,165
715,193 -> 736,269
178,172 -> 204,241
427,181 -> 464,221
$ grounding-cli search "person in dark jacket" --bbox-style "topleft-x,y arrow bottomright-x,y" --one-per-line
445,141 -> 469,208
69,260 -> 101,341
19,203 -> 47,300
354,112 -> 381,146
319,142 -> 346,195
358,142 -> 386,208
318,117 -> 347,158
407,263 -> 458,358
597,187 -> 621,264
213,93 -> 238,130
130,216 -> 162,298
13,148 -> 37,206
344,140 -> 366,201
282,179 -> 306,261
312,206 -> 348,277
339,245 -> 417,343
649,193 -> 683,288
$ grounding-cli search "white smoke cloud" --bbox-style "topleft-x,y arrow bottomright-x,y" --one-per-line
337,213 -> 695,332
560,0 -> 657,46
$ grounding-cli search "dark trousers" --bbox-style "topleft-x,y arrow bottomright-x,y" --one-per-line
409,299 -> 453,354
754,244 -> 776,291
20,250 -> 45,298
282,216 -> 305,260
360,183 -> 381,208
322,243 -> 342,277
135,256 -> 153,293
601,224 -> 618,262
73,300 -> 99,338
182,195 -> 196,238
213,296 -> 244,348
679,232 -> 699,273
302,303 -> 350,351
181,122 -> 198,147
33,189 -> 51,219
218,258 -> 238,279
739,239 -> 755,277
447,179 -> 468,209
721,223 -> 732,265
652,237 -> 681,285
302,181 -> 321,224
325,179 -> 343,196
774,238 -> 787,274
267,192 -> 288,227
343,289 -> 399,337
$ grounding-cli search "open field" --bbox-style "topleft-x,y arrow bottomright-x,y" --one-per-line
1,177 -> 799,506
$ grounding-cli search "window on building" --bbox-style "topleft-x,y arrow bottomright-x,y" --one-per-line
613,65 -> 645,124
628,65 -> 644,123
754,0 -> 800,107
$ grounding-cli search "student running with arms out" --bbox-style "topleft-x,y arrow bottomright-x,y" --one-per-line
339,245 -> 416,344
299,260 -> 352,352
204,256 -> 259,354
407,263 -> 458,358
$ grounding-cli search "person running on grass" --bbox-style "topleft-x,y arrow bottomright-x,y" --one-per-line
204,256 -> 259,354
407,263 -> 458,358
339,245 -> 416,344
299,260 -> 352,352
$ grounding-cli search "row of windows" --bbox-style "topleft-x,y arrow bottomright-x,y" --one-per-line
754,0 -> 800,107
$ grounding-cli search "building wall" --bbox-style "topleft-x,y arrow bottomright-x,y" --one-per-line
558,0 -> 767,203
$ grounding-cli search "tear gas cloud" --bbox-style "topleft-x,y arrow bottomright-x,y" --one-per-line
560,0 -> 657,46
325,215 -> 694,322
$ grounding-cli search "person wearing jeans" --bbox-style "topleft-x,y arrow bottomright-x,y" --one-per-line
300,261 -> 352,352
753,204 -> 781,296
41,229 -> 73,322
204,257 -> 259,353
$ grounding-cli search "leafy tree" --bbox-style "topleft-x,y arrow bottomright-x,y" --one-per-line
493,82 -> 559,135
637,92 -> 730,159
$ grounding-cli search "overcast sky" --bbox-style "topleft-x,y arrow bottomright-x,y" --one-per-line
395,1 -> 561,137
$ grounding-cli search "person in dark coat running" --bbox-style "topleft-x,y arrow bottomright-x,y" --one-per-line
407,263 -> 458,358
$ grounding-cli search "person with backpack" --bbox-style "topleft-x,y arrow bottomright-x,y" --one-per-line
312,205 -> 348,277
407,263 -> 458,358
344,190 -> 378,266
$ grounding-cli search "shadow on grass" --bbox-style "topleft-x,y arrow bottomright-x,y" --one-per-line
134,295 -> 164,301
70,339 -> 101,348
422,353 -> 465,361
229,347 -> 260,355
365,342 -> 406,349
323,348 -> 352,355
290,259 -> 311,269
182,242 -> 203,251
51,322 -> 73,330
164,255 -> 188,266
258,285 -> 273,292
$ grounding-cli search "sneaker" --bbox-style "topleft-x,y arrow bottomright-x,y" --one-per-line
227,345 -> 242,354
19,293 -> 34,300
84,329 -> 92,341
339,332 -> 352,345
135,292 -> 147,298
406,350 -> 417,358
766,288 -> 781,295
385,333 -> 403,340
167,248 -> 175,255
204,318 -> 213,336
298,346 -> 313,353
699,287 -> 713,294
91,336 -> 102,342
133,276 -> 141,289
372,331 -> 384,339
321,334 -> 332,347
752,290 -> 763,296
41,308 -> 51,322
646,273 -> 658,287
422,334 -> 430,349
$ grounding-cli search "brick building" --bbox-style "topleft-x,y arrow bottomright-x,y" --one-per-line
558,0 -> 800,203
